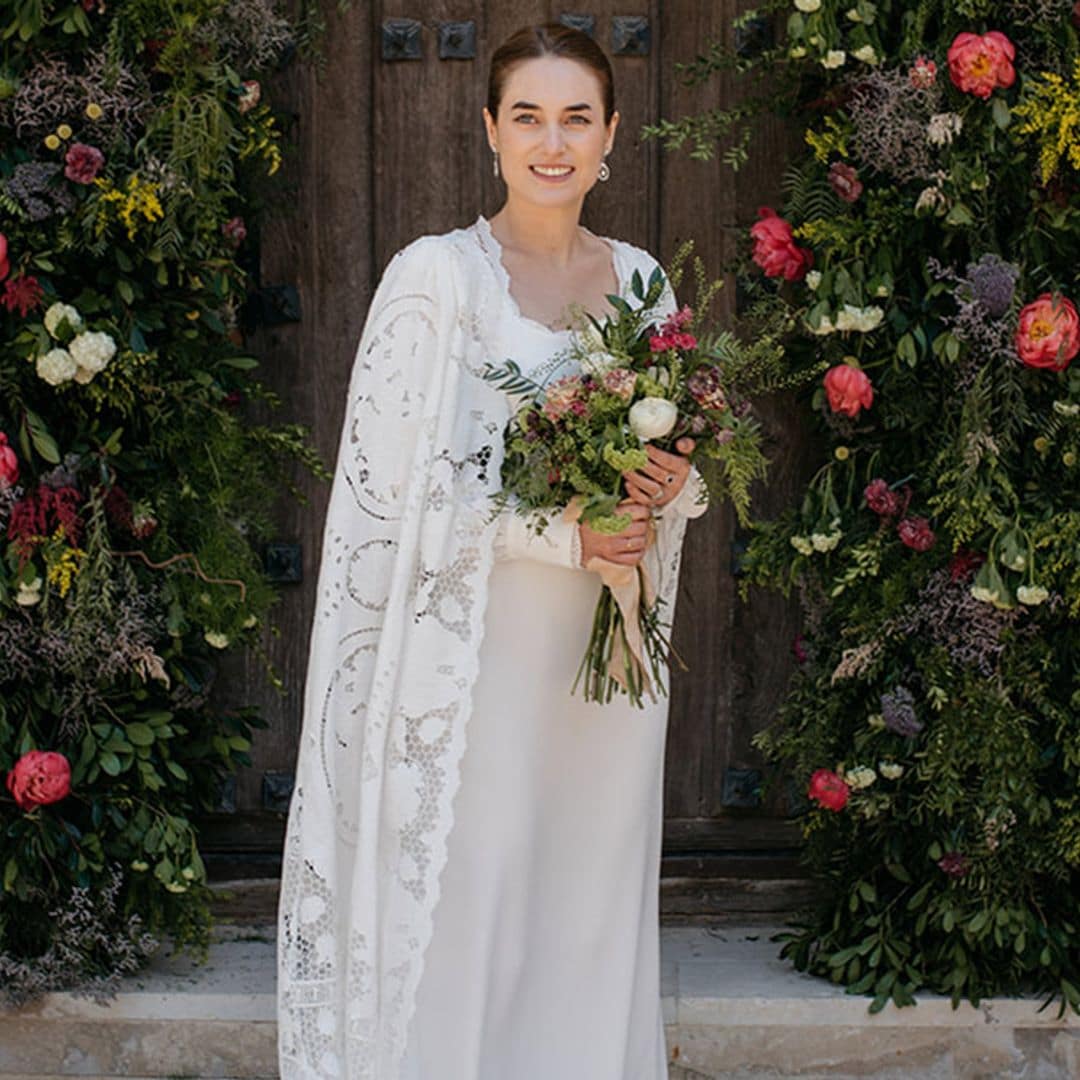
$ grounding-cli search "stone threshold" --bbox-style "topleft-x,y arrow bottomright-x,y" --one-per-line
0,888 -> 1077,1079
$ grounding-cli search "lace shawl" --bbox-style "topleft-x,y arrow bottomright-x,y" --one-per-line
277,220 -> 688,1080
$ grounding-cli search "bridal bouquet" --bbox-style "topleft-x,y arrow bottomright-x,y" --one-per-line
484,261 -> 767,707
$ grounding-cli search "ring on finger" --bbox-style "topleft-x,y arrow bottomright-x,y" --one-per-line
665,474 -> 676,485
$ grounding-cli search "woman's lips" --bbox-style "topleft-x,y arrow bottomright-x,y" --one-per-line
529,165 -> 574,181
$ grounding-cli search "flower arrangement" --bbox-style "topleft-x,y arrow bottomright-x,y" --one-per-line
656,2 -> 1080,1011
0,1 -> 326,1003
485,257 -> 773,706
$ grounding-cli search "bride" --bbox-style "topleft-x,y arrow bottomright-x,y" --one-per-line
277,22 -> 706,1080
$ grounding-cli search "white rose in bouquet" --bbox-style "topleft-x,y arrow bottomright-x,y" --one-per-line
43,302 -> 83,339
628,396 -> 678,440
36,348 -> 78,386
69,330 -> 118,382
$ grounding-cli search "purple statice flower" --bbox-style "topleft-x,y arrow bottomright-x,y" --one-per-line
881,685 -> 923,737
967,254 -> 1019,319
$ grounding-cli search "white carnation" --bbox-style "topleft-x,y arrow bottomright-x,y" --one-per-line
36,348 -> 77,386
69,330 -> 117,379
628,397 -> 678,441
43,302 -> 83,338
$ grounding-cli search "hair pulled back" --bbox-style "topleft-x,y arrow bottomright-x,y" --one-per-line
487,23 -> 616,124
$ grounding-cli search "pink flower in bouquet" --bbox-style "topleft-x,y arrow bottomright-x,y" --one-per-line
808,769 -> 849,812
602,367 -> 636,401
0,433 -> 18,490
1015,293 -> 1079,371
910,56 -> 937,88
687,365 -> 728,411
649,310 -> 697,352
238,80 -> 262,114
750,208 -> 813,282
947,32 -> 1016,100
542,374 -> 586,422
864,478 -> 900,517
937,851 -> 970,879
824,364 -> 873,418
897,516 -> 936,552
828,162 -> 863,203
222,216 -> 247,247
6,750 -> 71,812
64,142 -> 105,184
2,273 -> 44,317
0,233 -> 8,280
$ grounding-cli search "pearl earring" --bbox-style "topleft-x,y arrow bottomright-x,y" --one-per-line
598,157 -> 611,182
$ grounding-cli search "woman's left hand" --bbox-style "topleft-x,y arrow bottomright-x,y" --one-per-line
623,437 -> 695,509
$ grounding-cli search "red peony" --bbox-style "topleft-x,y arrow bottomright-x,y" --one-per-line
828,162 -> 863,203
947,31 -> 1016,100
0,433 -> 18,490
808,769 -> 850,812
1015,293 -> 1079,371
2,273 -> 45,317
897,516 -> 936,552
824,364 -> 874,418
6,750 -> 71,812
750,208 -> 813,282
0,232 -> 8,280
64,142 -> 105,184
864,478 -> 900,517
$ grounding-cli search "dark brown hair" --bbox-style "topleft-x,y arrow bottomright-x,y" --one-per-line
487,23 -> 616,124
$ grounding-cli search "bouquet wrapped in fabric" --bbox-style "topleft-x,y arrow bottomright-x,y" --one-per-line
485,259 -> 768,707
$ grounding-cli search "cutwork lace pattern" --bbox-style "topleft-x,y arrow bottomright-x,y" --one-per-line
277,222 -> 691,1080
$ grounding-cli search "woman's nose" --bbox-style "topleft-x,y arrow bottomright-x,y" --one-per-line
542,123 -> 565,151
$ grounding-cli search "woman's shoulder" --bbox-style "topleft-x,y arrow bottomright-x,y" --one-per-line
384,221 -> 480,279
603,233 -> 664,282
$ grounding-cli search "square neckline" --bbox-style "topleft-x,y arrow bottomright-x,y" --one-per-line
474,214 -> 625,337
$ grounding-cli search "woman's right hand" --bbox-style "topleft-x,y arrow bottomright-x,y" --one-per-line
578,500 -> 650,567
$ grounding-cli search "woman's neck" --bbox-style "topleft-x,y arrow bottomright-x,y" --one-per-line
488,198 -> 586,267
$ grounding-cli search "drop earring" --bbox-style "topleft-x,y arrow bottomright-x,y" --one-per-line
492,150 -> 500,179
598,157 -> 611,182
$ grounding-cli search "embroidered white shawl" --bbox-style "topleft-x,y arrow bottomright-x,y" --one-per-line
276,218 -> 687,1079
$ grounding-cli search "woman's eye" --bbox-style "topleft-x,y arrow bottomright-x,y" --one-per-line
513,114 -> 537,123
567,115 -> 590,124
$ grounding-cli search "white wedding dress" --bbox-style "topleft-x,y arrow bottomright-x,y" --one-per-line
397,217 -> 705,1080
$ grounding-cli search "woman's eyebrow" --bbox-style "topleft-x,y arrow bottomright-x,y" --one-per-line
509,101 -> 593,112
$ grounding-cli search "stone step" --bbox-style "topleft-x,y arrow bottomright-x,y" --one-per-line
1,903 -> 1078,1079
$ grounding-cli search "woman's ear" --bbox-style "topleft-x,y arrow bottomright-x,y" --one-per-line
605,110 -> 621,156
482,106 -> 497,151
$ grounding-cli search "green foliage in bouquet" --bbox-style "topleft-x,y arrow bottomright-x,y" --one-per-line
0,1 -> 326,1004
661,1 -> 1080,1011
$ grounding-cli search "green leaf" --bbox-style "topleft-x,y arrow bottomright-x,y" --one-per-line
945,202 -> 975,227
100,752 -> 122,776
117,278 -> 135,305
220,356 -> 259,370
126,722 -> 156,747
992,97 -> 1011,131
166,760 -> 189,781
3,857 -> 18,893
22,408 -> 60,464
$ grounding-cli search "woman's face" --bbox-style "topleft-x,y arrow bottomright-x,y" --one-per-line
484,55 -> 618,210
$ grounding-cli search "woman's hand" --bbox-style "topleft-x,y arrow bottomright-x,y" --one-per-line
578,500 -> 651,567
623,437 -> 695,509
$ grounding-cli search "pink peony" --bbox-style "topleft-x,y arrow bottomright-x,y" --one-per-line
808,769 -> 850,812
1015,293 -> 1079,371
64,142 -> 105,184
897,516 -> 936,552
542,375 -> 586,422
823,364 -> 874,418
864,478 -> 900,517
910,56 -> 938,89
6,750 -> 71,812
750,208 -> 813,282
828,162 -> 863,203
947,31 -> 1016,100
0,432 -> 18,490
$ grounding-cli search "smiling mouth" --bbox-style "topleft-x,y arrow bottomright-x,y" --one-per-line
530,165 -> 574,178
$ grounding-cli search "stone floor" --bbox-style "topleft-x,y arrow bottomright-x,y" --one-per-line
1,898 -> 1078,1079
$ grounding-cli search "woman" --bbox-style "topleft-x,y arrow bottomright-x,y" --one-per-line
277,23 -> 706,1080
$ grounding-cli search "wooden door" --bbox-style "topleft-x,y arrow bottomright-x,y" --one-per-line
199,1 -> 811,917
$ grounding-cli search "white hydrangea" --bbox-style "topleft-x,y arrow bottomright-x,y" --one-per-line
835,304 -> 885,333
821,50 -> 846,69
845,765 -> 877,790
36,348 -> 78,386
69,330 -> 117,381
43,302 -> 83,338
1017,585 -> 1049,606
